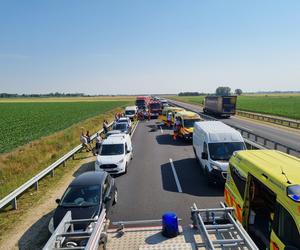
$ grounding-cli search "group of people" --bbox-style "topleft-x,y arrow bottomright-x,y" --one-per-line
166,112 -> 182,140
137,108 -> 150,121
80,130 -> 93,152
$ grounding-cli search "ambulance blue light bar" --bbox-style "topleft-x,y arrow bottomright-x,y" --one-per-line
287,185 -> 300,202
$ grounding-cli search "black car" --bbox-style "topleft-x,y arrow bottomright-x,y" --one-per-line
50,171 -> 117,232
113,122 -> 131,134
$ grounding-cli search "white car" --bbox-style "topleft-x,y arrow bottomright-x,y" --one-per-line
95,134 -> 133,174
117,117 -> 132,127
125,106 -> 138,120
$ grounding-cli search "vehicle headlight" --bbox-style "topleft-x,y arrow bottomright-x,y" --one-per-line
118,158 -> 124,163
48,217 -> 54,234
211,164 -> 221,171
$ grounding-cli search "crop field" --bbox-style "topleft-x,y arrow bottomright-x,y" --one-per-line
0,100 -> 130,153
170,94 -> 300,120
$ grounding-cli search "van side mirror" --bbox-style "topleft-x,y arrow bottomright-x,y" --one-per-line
201,152 -> 208,160
126,150 -> 131,154
55,198 -> 61,204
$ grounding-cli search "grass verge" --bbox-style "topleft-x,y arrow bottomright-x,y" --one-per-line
0,106 -> 128,199
0,107 -> 123,245
168,94 -> 300,120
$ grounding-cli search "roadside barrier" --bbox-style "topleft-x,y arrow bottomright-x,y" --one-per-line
167,100 -> 300,157
0,122 -> 114,211
237,110 -> 300,130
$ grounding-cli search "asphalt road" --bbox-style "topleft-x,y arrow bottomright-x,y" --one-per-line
168,99 -> 300,156
110,119 -> 224,224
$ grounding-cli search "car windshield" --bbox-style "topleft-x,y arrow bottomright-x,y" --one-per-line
60,185 -> 101,207
183,119 -> 201,128
114,123 -> 127,130
100,144 -> 124,155
136,100 -> 145,106
150,103 -> 161,109
125,110 -> 135,115
208,142 -> 245,161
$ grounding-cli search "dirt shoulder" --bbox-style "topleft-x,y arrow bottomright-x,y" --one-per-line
1,154 -> 96,250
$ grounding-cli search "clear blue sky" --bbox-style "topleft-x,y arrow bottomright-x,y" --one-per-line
0,0 -> 300,94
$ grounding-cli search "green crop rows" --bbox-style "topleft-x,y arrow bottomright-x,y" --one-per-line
171,95 -> 300,120
0,101 -> 128,153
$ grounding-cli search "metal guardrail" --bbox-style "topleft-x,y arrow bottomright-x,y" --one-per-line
237,110 -> 300,130
167,100 -> 300,157
0,122 -> 114,211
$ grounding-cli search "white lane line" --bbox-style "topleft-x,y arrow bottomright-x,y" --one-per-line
131,120 -> 139,137
169,158 -> 182,193
160,126 -> 163,134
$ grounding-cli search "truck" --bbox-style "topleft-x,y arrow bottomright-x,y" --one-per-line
203,95 -> 237,118
148,100 -> 162,118
135,96 -> 151,110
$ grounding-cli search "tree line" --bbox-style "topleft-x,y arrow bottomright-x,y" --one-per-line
178,87 -> 243,96
0,92 -> 85,98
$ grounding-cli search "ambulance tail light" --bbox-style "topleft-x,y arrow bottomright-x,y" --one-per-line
287,185 -> 300,202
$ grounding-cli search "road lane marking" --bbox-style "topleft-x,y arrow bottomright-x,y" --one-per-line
160,126 -> 163,134
169,158 -> 182,193
131,120 -> 139,137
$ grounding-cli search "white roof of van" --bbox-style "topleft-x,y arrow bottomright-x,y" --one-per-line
125,106 -> 137,110
194,121 -> 244,143
102,136 -> 125,145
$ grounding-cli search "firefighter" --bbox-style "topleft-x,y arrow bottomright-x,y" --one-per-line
167,112 -> 172,128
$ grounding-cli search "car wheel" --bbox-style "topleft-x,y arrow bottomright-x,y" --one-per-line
193,147 -> 198,162
113,189 -> 118,205
124,163 -> 128,174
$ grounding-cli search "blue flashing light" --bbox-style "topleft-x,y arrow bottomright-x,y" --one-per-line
289,194 -> 300,201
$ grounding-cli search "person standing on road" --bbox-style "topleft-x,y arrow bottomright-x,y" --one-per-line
173,118 -> 181,140
95,133 -> 102,155
167,112 -> 172,128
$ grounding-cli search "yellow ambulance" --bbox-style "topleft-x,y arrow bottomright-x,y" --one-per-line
159,106 -> 185,125
174,111 -> 202,140
225,150 -> 300,250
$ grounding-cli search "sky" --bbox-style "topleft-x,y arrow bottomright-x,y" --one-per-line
0,0 -> 300,95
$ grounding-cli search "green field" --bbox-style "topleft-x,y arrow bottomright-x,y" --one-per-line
0,100 -> 129,153
170,94 -> 300,120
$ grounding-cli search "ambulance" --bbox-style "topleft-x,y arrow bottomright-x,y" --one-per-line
159,106 -> 185,125
174,111 -> 202,140
225,150 -> 300,250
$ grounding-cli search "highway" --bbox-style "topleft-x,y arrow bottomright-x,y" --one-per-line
168,99 -> 300,155
110,119 -> 223,224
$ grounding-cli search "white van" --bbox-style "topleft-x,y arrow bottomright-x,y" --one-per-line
95,133 -> 133,174
125,106 -> 138,120
193,121 -> 246,184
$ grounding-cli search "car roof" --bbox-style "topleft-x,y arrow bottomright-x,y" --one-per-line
194,121 -> 243,142
176,111 -> 201,119
125,106 -> 137,110
233,150 -> 300,187
70,171 -> 107,186
102,136 -> 125,144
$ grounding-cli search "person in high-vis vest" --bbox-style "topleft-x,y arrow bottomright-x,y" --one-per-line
173,118 -> 181,140
167,112 -> 172,128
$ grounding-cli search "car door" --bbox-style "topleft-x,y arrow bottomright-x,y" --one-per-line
103,176 -> 114,211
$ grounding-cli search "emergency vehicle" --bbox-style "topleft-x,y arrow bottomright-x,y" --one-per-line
135,96 -> 151,110
174,111 -> 202,140
148,100 -> 162,118
225,150 -> 300,250
159,106 -> 185,125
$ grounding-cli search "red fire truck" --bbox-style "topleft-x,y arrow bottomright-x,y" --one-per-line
148,100 -> 162,118
135,96 -> 151,110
